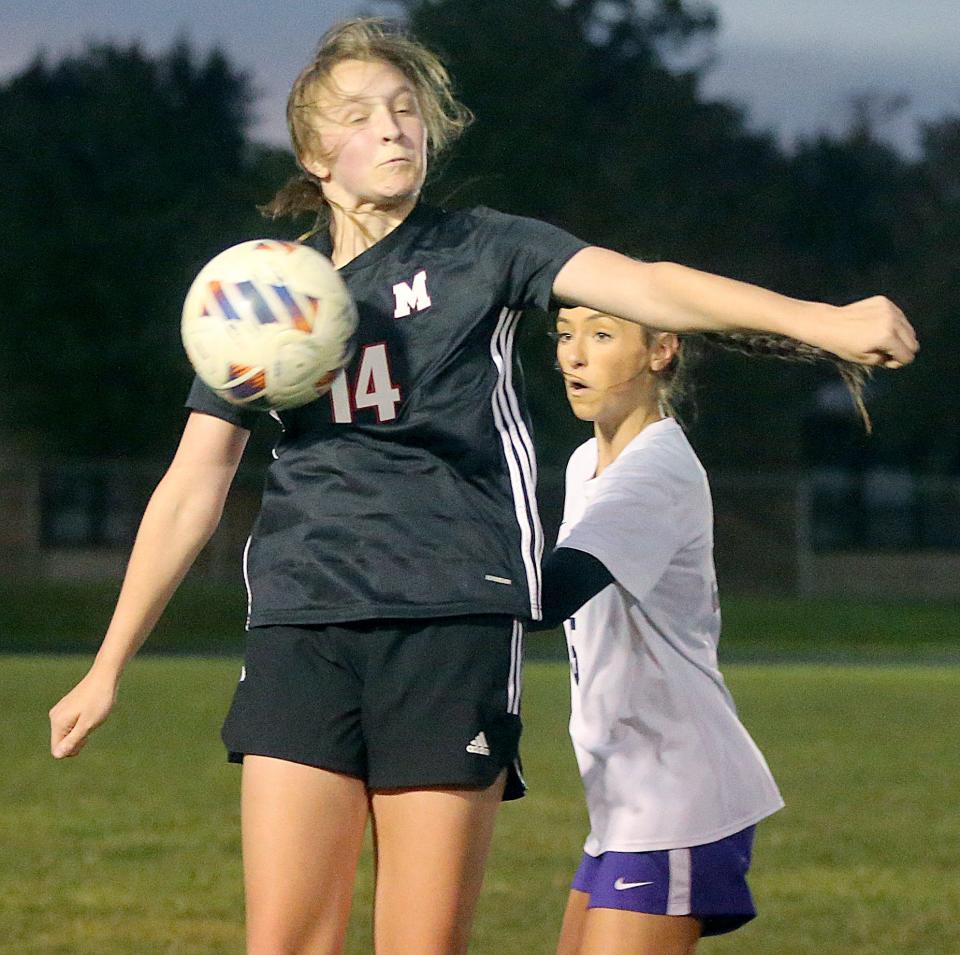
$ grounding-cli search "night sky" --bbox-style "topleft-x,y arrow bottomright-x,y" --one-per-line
5,0 -> 959,154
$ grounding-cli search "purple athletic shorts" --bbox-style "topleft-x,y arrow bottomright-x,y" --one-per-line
571,826 -> 756,937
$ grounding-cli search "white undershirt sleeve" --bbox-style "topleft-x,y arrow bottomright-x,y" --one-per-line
559,464 -> 683,604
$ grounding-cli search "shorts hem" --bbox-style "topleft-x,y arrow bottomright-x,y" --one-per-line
368,757 -> 526,801
581,906 -> 755,937
226,748 -> 365,781
700,912 -> 756,937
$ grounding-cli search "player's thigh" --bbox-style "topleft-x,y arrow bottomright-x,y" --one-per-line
556,889 -> 590,955
369,771 -> 507,955
242,755 -> 369,955
578,908 -> 701,955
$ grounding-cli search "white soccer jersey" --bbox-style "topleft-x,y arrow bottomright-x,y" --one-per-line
558,418 -> 784,855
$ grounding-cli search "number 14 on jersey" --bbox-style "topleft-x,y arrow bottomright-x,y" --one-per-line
329,342 -> 401,423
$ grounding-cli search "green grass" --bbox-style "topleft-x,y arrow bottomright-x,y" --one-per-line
3,578 -> 959,663
0,579 -> 248,655
3,657 -> 958,953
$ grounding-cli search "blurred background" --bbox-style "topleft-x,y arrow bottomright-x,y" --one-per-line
2,0 -> 960,626
3,5 -> 959,953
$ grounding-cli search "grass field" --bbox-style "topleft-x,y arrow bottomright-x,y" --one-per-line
2,655 -> 959,954
3,578 -> 960,663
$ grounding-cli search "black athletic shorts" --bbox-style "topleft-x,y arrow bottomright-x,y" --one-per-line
222,614 -> 526,800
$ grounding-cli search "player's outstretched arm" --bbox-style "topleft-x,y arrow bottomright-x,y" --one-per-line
48,412 -> 249,759
553,247 -> 919,368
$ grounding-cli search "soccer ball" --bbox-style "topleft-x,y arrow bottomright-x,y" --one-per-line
181,239 -> 357,411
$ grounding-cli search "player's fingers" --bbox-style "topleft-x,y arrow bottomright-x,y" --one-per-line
866,326 -> 913,368
50,702 -> 91,759
49,707 -> 75,756
901,322 -> 919,353
882,333 -> 916,367
883,303 -> 918,363
895,319 -> 919,359
53,722 -> 90,759
860,296 -> 917,366
890,322 -> 918,363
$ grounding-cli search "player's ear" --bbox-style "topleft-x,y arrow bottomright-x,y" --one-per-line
649,333 -> 679,372
301,154 -> 331,181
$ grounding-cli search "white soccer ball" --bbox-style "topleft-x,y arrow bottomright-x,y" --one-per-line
181,239 -> 357,411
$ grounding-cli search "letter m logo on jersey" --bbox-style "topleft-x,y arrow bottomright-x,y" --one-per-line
392,270 -> 432,318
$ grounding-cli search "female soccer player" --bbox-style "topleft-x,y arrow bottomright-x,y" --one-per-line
48,17 -> 916,955
538,309 -> 858,955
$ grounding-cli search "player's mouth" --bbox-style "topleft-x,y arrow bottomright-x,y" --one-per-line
564,376 -> 590,395
380,156 -> 413,167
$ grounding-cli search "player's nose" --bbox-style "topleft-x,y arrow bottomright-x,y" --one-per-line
373,106 -> 402,140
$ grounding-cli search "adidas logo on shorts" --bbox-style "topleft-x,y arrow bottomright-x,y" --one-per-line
466,731 -> 491,756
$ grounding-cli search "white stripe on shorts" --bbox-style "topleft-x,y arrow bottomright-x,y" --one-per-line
507,619 -> 523,715
667,847 -> 692,915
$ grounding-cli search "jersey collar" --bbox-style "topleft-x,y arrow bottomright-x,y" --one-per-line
310,202 -> 435,274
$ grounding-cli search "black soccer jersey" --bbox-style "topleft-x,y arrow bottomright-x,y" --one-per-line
186,204 -> 588,626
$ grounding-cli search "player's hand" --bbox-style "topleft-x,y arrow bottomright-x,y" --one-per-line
49,667 -> 119,759
818,296 -> 919,368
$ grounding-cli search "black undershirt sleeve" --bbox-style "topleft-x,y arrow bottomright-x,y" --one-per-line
529,546 -> 615,631
185,375 -> 260,432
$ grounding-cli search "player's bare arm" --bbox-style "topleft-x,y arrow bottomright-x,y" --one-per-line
552,246 -> 919,368
49,412 -> 248,759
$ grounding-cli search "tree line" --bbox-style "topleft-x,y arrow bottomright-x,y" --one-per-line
1,0 -> 956,475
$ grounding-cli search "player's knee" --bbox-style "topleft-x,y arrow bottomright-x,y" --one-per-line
376,926 -> 469,955
246,919 -> 344,955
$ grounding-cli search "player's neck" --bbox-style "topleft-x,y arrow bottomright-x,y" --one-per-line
328,197 -> 418,268
594,403 -> 662,475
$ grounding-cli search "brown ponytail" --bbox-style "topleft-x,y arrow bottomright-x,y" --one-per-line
697,331 -> 872,433
655,331 -> 872,433
259,175 -> 325,221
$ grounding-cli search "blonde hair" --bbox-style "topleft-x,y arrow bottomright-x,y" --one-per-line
261,18 -> 473,230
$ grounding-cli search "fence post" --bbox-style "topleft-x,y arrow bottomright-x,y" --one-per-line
795,475 -> 815,599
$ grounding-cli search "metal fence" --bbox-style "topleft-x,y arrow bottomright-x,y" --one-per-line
3,457 -> 960,601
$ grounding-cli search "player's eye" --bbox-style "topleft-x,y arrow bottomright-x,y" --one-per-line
345,112 -> 369,125
555,331 -> 572,343
594,331 -> 613,341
